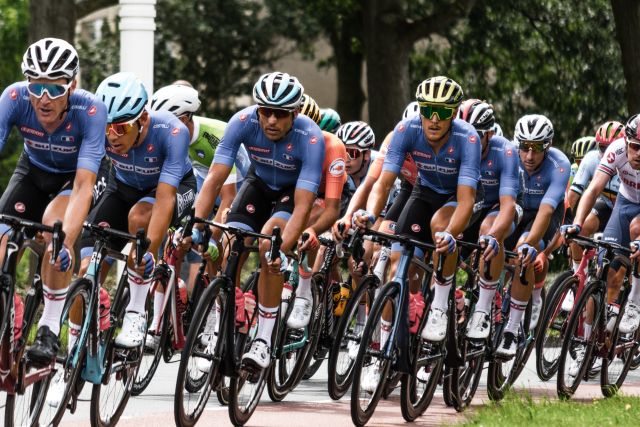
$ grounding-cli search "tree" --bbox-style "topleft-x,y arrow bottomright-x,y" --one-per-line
611,0 -> 640,114
410,0 -> 626,149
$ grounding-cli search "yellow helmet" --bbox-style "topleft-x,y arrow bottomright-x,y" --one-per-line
415,76 -> 463,107
299,94 -> 321,124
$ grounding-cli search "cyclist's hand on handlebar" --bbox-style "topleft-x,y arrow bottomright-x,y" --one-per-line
352,209 -> 375,230
49,243 -> 73,273
435,231 -> 456,254
265,249 -> 288,275
517,243 -> 537,267
631,241 -> 640,260
534,251 -> 548,273
560,223 -> 582,239
132,250 -> 155,277
331,219 -> 350,242
299,227 -> 319,252
479,235 -> 499,261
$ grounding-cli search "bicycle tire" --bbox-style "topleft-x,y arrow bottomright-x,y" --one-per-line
327,275 -> 377,400
556,280 -> 603,399
536,273 -> 576,381
600,301 -> 639,397
174,278 -> 224,427
350,282 -> 397,426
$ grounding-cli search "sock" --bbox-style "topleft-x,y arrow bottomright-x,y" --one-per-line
296,267 -> 313,300
149,291 -> 164,331
505,298 -> 528,334
532,288 -> 543,306
583,323 -> 592,340
572,259 -> 581,273
476,278 -> 499,314
126,267 -> 153,314
380,319 -> 392,349
255,304 -> 278,346
432,275 -> 453,311
68,321 -> 81,353
630,275 -> 640,305
39,285 -> 67,335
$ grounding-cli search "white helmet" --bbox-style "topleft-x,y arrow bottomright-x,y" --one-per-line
21,38 -> 79,80
514,114 -> 554,147
492,122 -> 503,137
252,72 -> 304,110
150,84 -> 201,117
336,121 -> 375,150
402,101 -> 420,120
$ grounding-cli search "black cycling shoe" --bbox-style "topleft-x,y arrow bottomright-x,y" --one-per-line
27,325 -> 60,367
495,331 -> 517,359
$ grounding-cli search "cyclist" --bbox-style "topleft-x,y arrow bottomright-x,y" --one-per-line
354,76 -> 481,347
0,38 -> 107,365
454,100 -> 520,340
495,114 -> 570,357
318,107 -> 341,133
192,72 -> 325,371
564,114 -> 640,337
342,121 -> 377,191
76,72 -> 196,349
569,136 -> 597,183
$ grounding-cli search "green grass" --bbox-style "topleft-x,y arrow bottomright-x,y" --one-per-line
462,392 -> 640,427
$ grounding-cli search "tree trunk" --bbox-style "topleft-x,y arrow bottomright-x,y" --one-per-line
332,16 -> 366,122
612,0 -> 640,114
363,0 -> 411,142
28,0 -> 76,43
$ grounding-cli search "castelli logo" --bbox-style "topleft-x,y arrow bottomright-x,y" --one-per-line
559,167 -> 565,173
310,136 -> 318,145
287,143 -> 293,151
448,146 -> 455,154
98,221 -> 110,228
246,204 -> 255,213
398,123 -> 406,133
14,202 -> 25,213
147,144 -> 154,153
171,127 -> 180,136
240,114 -> 248,122
469,135 -> 478,143
65,123 -> 72,131
487,160 -> 493,168
88,105 -> 97,116
411,224 -> 421,232
10,89 -> 17,100
281,195 -> 290,203
506,149 -> 513,156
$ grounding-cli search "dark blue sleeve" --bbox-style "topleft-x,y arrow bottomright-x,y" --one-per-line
0,83 -> 22,153
498,140 -> 519,199
159,120 -> 191,188
77,97 -> 107,174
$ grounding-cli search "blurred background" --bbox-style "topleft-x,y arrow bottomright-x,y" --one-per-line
0,0 -> 637,193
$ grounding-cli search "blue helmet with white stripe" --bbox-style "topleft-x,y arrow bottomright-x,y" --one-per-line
96,72 -> 148,123
252,72 -> 304,110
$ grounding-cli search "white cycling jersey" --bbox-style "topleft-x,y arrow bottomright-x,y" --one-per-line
598,138 -> 640,203
572,149 -> 620,206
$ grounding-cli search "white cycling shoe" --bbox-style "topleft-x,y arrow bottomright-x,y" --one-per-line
115,311 -> 147,348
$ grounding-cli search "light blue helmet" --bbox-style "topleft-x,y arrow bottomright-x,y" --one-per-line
96,72 -> 148,123
252,72 -> 304,110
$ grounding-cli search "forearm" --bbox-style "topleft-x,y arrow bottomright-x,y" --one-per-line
366,178 -> 394,219
574,187 -> 598,225
282,206 -> 312,253
568,190 -> 580,212
488,198 -> 516,241
194,164 -> 231,219
309,200 -> 340,234
62,177 -> 96,247
147,191 -> 175,254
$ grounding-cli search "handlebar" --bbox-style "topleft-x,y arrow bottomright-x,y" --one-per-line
0,214 -> 66,263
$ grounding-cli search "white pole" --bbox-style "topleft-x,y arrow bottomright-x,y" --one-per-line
118,0 -> 156,95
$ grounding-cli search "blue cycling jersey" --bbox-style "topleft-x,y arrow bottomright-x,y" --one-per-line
481,136 -> 519,207
0,82 -> 106,174
383,117 -> 481,194
519,147 -> 570,210
106,110 -> 192,190
214,105 -> 325,193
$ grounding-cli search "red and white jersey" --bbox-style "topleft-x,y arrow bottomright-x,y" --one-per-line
598,138 -> 640,203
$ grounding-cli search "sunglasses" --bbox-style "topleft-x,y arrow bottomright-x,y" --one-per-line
627,137 -> 640,151
419,104 -> 455,121
106,119 -> 138,137
27,82 -> 72,100
258,107 -> 292,119
346,148 -> 362,160
518,141 -> 547,153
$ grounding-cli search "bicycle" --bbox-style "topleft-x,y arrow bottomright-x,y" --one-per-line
40,222 -> 150,427
557,234 -> 640,399
132,225 -> 212,395
0,214 -> 64,427
173,218 -> 280,427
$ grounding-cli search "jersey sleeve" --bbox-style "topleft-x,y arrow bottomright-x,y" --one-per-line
76,99 -> 107,174
458,131 -> 482,189
498,142 -> 519,199
541,154 -> 571,208
159,121 -> 190,188
382,122 -> 410,175
213,110 -> 247,167
296,127 -> 325,193
570,155 -> 594,195
367,132 -> 391,181
598,142 -> 621,177
323,134 -> 347,200
0,83 -> 22,152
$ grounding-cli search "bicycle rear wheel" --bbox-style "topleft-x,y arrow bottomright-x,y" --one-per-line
350,282 -> 397,426
174,278 -> 224,427
601,302 -> 639,397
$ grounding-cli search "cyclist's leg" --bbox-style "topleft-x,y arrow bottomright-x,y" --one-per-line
619,203 -> 640,333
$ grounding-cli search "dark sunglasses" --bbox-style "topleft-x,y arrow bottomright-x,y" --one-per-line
627,137 -> 640,151
258,107 -> 292,119
27,82 -> 72,99
346,148 -> 362,160
519,141 -> 547,153
419,103 -> 455,121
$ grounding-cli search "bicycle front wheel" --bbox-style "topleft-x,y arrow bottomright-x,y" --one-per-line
601,302 -> 639,397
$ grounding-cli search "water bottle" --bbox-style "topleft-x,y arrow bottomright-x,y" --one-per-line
244,290 -> 257,335
13,293 -> 24,341
235,287 -> 246,327
99,286 -> 111,331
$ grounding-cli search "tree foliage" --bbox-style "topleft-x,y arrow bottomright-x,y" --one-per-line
77,19 -> 120,92
410,0 -> 626,150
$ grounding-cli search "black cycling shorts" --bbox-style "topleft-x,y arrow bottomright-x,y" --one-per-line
226,168 -> 296,232
591,195 -> 613,233
384,180 -> 413,223
0,153 -> 75,223
80,168 -> 196,252
505,202 -> 565,251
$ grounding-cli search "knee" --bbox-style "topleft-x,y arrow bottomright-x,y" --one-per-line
127,209 -> 148,232
630,218 -> 640,240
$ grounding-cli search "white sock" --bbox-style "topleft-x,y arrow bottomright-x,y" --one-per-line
380,320 -> 392,349
505,298 -> 528,334
39,285 -> 67,335
69,321 -> 81,353
126,267 -> 152,314
583,323 -> 592,340
296,267 -> 313,300
476,278 -> 499,314
572,259 -> 581,273
149,291 -> 164,331
630,276 -> 640,305
256,304 -> 278,346
432,276 -> 453,311
532,288 -> 543,306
